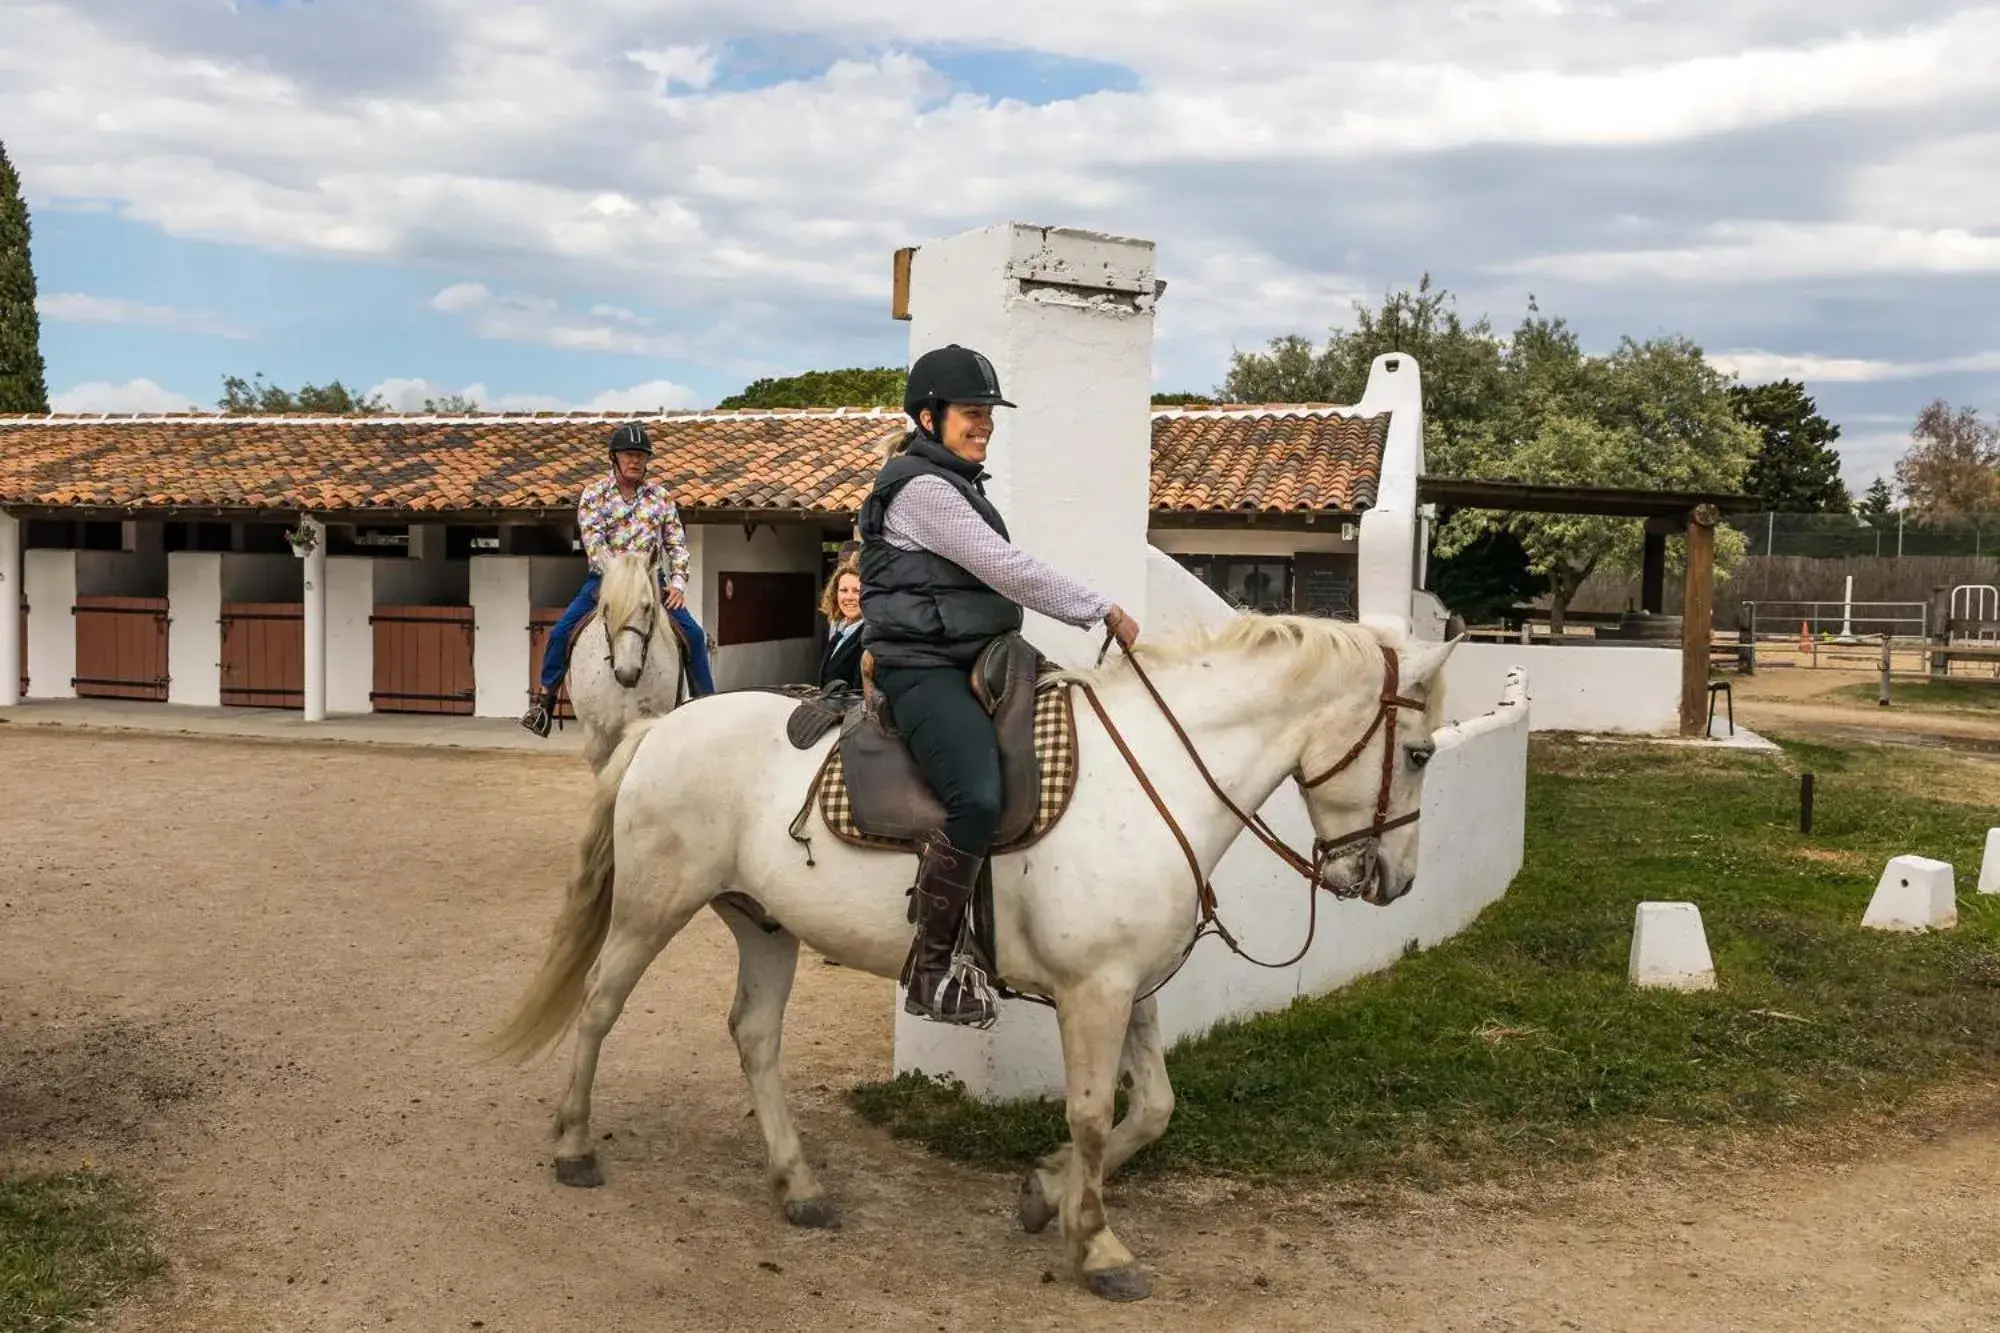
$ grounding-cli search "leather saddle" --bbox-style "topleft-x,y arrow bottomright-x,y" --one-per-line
784,633 -> 1046,848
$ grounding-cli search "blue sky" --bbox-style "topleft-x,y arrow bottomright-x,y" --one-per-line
7,0 -> 1998,491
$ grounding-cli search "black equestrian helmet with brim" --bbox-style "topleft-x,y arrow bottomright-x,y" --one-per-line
904,344 -> 1015,428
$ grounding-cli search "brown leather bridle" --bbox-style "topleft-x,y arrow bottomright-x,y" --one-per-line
1075,633 -> 1430,979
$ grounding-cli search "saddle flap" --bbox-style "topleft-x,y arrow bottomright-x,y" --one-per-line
836,708 -> 948,842
784,687 -> 861,750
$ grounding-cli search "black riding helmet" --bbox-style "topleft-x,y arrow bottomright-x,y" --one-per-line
904,344 -> 1015,435
608,421 -> 653,457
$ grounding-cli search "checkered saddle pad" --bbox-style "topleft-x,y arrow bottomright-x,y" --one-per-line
801,683 -> 1080,855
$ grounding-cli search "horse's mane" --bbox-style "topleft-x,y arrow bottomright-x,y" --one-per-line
1047,612 -> 1385,694
599,551 -> 658,630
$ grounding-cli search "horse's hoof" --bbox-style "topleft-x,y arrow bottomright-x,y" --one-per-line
783,1197 -> 841,1230
1084,1264 -> 1151,1303
1017,1172 -> 1055,1235
554,1153 -> 602,1188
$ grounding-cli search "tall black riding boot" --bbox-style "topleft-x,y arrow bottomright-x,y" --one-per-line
901,834 -> 999,1027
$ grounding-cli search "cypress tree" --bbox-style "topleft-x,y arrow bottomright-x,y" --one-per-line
0,140 -> 50,414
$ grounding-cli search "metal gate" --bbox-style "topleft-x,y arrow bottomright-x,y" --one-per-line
370,605 -> 475,715
527,609 -> 577,721
220,602 -> 304,708
72,595 -> 170,700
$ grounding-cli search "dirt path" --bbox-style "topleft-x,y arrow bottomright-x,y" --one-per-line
6,728 -> 2000,1331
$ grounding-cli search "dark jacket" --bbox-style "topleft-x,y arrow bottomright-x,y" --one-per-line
819,618 -> 865,692
857,433 -> 1023,668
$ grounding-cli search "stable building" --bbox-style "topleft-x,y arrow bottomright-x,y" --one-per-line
0,405 -> 1383,720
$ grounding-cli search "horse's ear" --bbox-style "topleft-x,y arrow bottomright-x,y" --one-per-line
1399,634 -> 1460,687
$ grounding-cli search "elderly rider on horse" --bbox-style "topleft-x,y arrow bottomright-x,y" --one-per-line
864,344 -> 1140,1027
521,421 -> 717,737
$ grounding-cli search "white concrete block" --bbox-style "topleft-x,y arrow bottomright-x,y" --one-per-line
1628,902 -> 1717,991
1862,855 -> 1957,932
1978,830 -> 2000,897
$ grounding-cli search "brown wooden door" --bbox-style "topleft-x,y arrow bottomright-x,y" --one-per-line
527,609 -> 577,720
72,595 -> 169,700
220,602 -> 304,708
370,605 -> 475,715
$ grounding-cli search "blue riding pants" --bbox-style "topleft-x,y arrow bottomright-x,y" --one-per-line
538,571 -> 716,696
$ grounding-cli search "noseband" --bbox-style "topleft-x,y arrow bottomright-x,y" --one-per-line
1294,646 -> 1428,893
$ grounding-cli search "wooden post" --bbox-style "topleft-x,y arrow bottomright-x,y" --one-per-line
1679,505 -> 1718,737
1879,632 -> 1892,706
891,247 -> 915,321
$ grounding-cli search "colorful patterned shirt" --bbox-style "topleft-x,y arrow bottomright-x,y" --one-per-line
576,475 -> 690,590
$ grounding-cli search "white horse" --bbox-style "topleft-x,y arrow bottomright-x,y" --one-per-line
562,550 -> 687,772
490,613 -> 1457,1302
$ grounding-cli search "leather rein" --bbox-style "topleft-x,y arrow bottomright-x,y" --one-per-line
1074,633 -> 1428,976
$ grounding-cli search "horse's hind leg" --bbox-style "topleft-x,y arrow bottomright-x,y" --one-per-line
713,901 -> 836,1228
1020,994 -> 1172,1238
552,879 -> 704,1186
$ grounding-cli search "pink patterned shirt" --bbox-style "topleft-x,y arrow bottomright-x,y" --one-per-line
577,475 -> 691,590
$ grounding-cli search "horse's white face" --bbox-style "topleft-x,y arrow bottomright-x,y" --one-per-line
607,554 -> 662,689
1296,635 -> 1457,907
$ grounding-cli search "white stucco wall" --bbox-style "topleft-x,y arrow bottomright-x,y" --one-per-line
1442,641 -> 1680,734
471,556 -> 532,719
167,552 -> 222,707
327,557 -> 374,715
24,549 -> 77,699
696,522 -> 822,691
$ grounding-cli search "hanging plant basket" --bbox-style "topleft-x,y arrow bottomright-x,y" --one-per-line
286,518 -> 319,558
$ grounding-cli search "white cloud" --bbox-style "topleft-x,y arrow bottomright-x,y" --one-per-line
364,376 -> 701,413
48,378 -> 200,413
1711,349 -> 2000,383
626,44 -> 718,94
36,292 -> 254,339
425,282 -> 697,358
1497,223 -> 2000,284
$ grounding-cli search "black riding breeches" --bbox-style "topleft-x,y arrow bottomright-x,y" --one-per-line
872,663 -> 1002,857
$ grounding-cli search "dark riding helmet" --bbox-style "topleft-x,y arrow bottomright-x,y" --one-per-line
903,344 -> 1015,432
608,421 -> 653,457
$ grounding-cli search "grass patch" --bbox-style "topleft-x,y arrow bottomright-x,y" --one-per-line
849,735 -> 2000,1186
0,1170 -> 164,1332
1837,678 -> 2000,712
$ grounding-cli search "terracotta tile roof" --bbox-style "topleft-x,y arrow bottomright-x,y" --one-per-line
0,406 -> 1387,518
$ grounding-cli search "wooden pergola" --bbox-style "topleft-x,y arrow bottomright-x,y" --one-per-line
1417,478 -> 1765,737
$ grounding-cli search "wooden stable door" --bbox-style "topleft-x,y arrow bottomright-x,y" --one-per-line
220,602 -> 304,708
73,595 -> 169,700
371,605 -> 474,715
527,609 -> 577,720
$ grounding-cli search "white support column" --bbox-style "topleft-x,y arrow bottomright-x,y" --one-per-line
24,550 -> 78,699
471,556 -> 531,718
302,519 -> 328,721
902,223 -> 1156,668
1352,352 -> 1427,635
0,511 -> 19,708
168,552 -> 223,707
892,223 -> 1161,1097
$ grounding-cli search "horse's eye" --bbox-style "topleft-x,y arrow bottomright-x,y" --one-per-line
1407,743 -> 1434,769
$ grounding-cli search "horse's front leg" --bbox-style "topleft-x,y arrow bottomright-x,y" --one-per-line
714,902 -> 837,1228
1052,976 -> 1150,1301
1020,994 -> 1174,1238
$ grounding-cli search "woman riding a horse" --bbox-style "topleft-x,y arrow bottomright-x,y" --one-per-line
859,343 -> 1140,1027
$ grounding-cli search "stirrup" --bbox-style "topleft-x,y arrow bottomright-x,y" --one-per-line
905,948 -> 1000,1029
520,703 -> 553,738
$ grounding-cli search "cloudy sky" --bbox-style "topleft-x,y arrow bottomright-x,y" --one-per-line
4,0 -> 1996,491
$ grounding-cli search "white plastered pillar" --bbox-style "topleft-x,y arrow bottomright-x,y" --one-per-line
0,511 -> 19,707
24,549 -> 77,699
167,552 -> 223,707
1352,352 -> 1427,636
471,556 -> 531,718
890,223 -> 1161,1100
302,518 -> 328,722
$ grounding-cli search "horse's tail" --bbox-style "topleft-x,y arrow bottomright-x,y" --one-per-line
485,719 -> 661,1064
